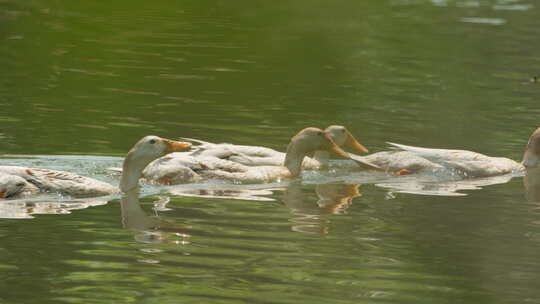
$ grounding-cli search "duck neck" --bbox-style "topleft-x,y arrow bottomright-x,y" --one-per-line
313,151 -> 330,167
284,143 -> 307,177
120,154 -> 149,193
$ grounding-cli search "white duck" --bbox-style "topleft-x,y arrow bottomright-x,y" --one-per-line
141,127 -> 354,185
0,136 -> 191,198
347,128 -> 540,178
178,125 -> 369,169
0,173 -> 36,199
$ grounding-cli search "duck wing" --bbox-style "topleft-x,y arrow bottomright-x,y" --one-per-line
442,158 -> 522,177
180,137 -> 286,166
24,168 -> 117,197
0,166 -> 116,197
347,153 -> 384,170
386,142 -> 492,162
387,142 -> 522,177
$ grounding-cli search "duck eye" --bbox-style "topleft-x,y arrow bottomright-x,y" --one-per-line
317,131 -> 324,136
341,128 -> 346,133
16,183 -> 25,187
149,139 -> 156,144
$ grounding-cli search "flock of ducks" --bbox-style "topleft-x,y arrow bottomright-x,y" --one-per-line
0,125 -> 539,200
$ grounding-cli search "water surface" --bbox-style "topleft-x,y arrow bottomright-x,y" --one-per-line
1,0 -> 540,303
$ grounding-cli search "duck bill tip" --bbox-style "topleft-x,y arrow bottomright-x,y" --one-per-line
330,144 -> 351,159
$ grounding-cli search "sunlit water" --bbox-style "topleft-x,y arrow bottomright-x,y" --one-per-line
2,0 -> 540,303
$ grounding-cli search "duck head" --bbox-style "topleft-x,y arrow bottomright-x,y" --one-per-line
284,127 -> 351,176
313,125 -> 368,166
325,125 -> 369,153
0,174 -> 29,198
120,136 -> 192,192
522,127 -> 540,169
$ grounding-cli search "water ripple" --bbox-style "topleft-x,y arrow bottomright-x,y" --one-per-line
460,17 -> 507,25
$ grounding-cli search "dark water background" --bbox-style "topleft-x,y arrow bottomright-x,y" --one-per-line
1,0 -> 540,303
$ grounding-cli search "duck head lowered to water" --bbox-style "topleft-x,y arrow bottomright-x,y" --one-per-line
521,128 -> 540,202
0,136 -> 192,198
522,127 -> 540,169
0,173 -> 37,198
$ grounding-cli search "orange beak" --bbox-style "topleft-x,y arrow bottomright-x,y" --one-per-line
0,190 -> 6,199
163,139 -> 192,153
326,135 -> 352,159
345,131 -> 368,153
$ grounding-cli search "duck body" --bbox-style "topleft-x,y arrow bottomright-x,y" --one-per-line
350,142 -> 524,178
0,165 -> 117,198
201,161 -> 291,184
183,138 -> 322,169
143,154 -> 290,184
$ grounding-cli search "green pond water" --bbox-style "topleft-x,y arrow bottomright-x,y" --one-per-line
2,0 -> 540,303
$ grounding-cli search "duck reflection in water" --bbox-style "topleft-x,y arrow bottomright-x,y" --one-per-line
120,189 -> 191,245
316,183 -> 361,214
283,182 -> 361,234
143,181 -> 361,236
0,198 -> 108,219
524,168 -> 540,202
